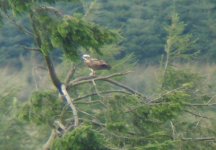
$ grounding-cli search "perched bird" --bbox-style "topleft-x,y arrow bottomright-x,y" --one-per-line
82,54 -> 111,76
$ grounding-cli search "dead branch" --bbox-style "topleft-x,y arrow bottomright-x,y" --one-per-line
183,102 -> 216,106
74,90 -> 131,102
1,12 -> 34,36
54,120 -> 66,132
170,121 -> 176,140
185,110 -> 211,119
68,71 -> 145,97
181,137 -> 215,141
65,65 -> 77,84
82,0 -> 97,18
61,84 -> 79,127
104,79 -> 144,97
149,86 -> 184,103
23,46 -> 41,52
34,6 -> 64,17
69,71 -> 132,85
77,107 -> 101,121
43,129 -> 58,150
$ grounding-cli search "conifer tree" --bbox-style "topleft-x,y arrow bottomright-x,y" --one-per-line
162,11 -> 197,88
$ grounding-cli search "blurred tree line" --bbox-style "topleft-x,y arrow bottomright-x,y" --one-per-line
1,0 -> 216,67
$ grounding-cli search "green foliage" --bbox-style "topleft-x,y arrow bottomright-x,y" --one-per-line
138,140 -> 176,150
18,91 -> 63,125
151,91 -> 189,121
162,67 -> 202,90
51,16 -> 119,60
2,1 -> 216,150
52,125 -> 108,150
164,12 -> 198,63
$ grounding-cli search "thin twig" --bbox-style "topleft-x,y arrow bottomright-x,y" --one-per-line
74,90 -> 131,102
82,0 -> 97,18
149,86 -> 185,103
23,46 -> 41,52
61,84 -> 79,127
104,79 -> 144,97
206,94 -> 216,105
43,129 -> 58,150
69,71 -> 132,86
2,12 -> 34,36
181,137 -> 215,141
65,65 -> 76,84
183,102 -> 216,106
68,71 -> 144,97
77,107 -> 99,120
91,79 -> 102,97
170,121 -> 176,140
184,110 -> 211,119
34,6 -> 64,17
54,120 -> 66,132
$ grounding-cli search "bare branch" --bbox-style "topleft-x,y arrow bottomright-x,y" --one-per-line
77,107 -> 99,120
74,90 -> 131,102
181,137 -> 216,141
183,95 -> 216,106
82,0 -> 97,18
68,71 -> 144,97
183,102 -> 216,106
149,86 -> 184,103
185,110 -> 211,119
23,46 -> 41,52
69,71 -> 132,85
54,120 -> 66,132
34,6 -> 64,17
170,121 -> 176,140
104,79 -> 144,97
64,65 -> 77,84
1,12 -> 34,36
43,129 -> 57,150
61,84 -> 79,127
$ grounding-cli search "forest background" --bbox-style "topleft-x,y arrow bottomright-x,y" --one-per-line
1,0 -> 216,149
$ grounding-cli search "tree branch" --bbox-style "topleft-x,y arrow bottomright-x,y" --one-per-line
1,12 -> 34,36
181,137 -> 215,141
184,110 -> 211,119
170,121 -> 176,140
69,71 -> 132,85
45,55 -> 62,92
82,0 -> 97,18
43,129 -> 57,150
34,6 -> 64,17
23,46 -> 41,52
61,84 -> 79,127
183,102 -> 216,107
68,71 -> 145,97
104,79 -> 144,97
74,90 -> 131,102
65,65 -> 77,84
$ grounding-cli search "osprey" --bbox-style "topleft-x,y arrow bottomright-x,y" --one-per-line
82,54 -> 111,76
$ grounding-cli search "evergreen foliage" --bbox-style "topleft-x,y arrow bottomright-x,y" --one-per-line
52,125 -> 108,150
1,1 -> 216,150
18,91 -> 63,126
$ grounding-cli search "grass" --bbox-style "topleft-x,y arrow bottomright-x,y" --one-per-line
2,59 -> 216,100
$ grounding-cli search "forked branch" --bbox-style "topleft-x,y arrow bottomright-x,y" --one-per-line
67,71 -> 144,98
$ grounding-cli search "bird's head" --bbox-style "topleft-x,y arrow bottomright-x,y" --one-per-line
82,54 -> 91,61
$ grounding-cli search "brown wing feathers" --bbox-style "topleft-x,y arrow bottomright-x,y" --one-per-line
85,59 -> 111,70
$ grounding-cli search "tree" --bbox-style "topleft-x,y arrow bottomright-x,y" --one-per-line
1,1 -> 216,150
0,0 -> 140,149
162,11 -> 197,88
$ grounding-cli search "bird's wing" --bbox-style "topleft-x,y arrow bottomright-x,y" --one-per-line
86,58 -> 111,70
